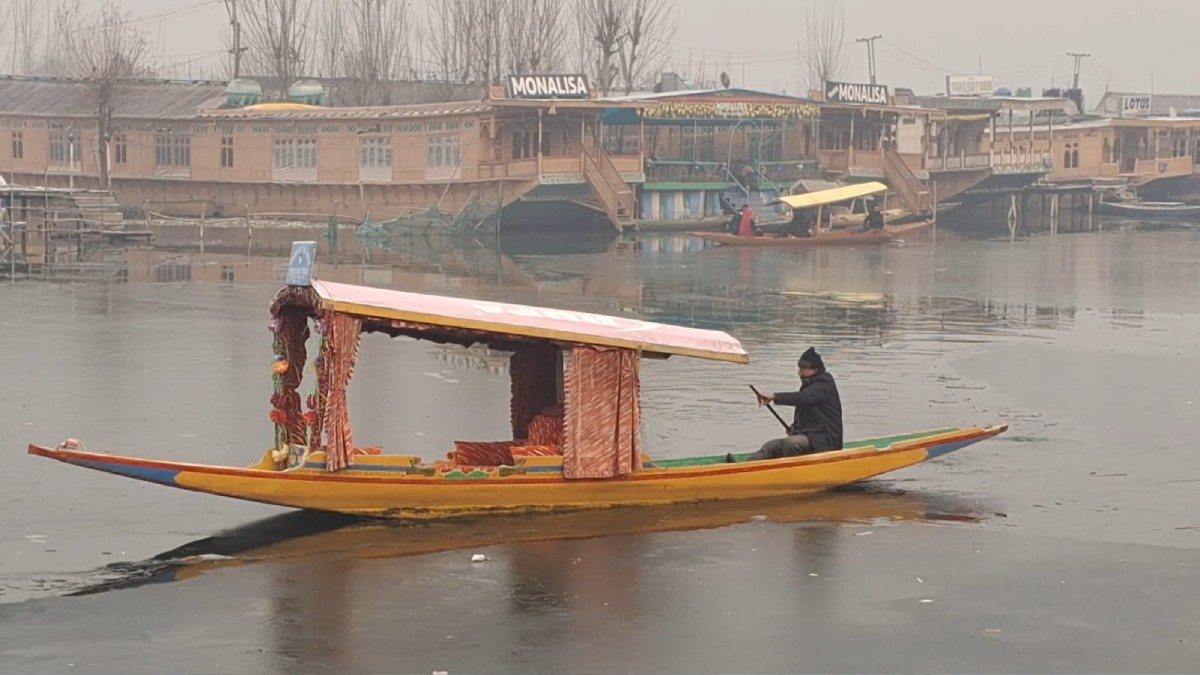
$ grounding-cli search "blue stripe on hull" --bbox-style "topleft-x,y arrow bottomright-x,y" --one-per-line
73,459 -> 181,485
925,438 -> 984,460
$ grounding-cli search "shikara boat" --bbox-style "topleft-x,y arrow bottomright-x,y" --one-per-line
691,220 -> 932,248
1097,200 -> 1200,218
29,243 -> 1004,520
695,181 -> 933,247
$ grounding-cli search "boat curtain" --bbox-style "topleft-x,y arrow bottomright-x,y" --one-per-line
320,312 -> 363,472
276,311 -> 310,446
510,344 -> 561,441
563,346 -> 641,479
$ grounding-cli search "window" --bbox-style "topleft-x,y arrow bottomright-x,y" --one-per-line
427,134 -> 461,167
510,130 -> 534,160
220,136 -> 234,168
359,135 -> 393,181
155,133 -> 191,168
113,134 -> 127,164
10,131 -> 22,160
359,136 -> 392,169
49,130 -> 82,166
272,136 -> 318,181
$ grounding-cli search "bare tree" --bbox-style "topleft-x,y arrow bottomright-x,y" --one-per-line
801,0 -> 847,94
616,0 -> 673,94
503,0 -> 566,75
7,0 -> 43,74
425,0 -> 480,82
60,1 -> 150,190
34,0 -> 84,76
240,0 -> 314,98
332,0 -> 416,104
312,0 -> 347,79
576,0 -> 624,95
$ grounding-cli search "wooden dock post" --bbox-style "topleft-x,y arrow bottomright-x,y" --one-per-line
199,202 -> 206,258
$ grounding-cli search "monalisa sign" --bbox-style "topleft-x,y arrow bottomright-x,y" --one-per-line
824,80 -> 889,105
506,74 -> 591,99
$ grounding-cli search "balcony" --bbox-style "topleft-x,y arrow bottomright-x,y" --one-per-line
1131,156 -> 1194,179
928,154 -> 992,171
478,154 -> 644,184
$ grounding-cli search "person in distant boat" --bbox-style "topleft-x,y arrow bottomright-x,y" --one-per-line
782,208 -> 813,238
730,347 -> 843,462
737,203 -> 757,237
857,202 -> 885,233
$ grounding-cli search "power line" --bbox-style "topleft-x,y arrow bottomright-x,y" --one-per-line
127,0 -> 216,27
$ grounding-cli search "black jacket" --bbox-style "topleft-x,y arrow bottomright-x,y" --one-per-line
774,371 -> 843,451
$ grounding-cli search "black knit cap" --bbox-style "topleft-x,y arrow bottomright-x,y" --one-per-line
798,347 -> 824,370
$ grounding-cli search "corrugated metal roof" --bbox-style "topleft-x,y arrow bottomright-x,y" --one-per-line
0,76 -> 227,119
201,100 -> 494,120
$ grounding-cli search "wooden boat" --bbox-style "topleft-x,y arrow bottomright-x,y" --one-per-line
691,220 -> 933,248
29,242 -> 1004,520
1097,200 -> 1200,218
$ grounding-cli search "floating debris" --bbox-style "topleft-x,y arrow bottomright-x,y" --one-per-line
470,553 -> 487,563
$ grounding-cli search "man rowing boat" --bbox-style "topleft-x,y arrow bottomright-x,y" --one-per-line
730,347 -> 843,462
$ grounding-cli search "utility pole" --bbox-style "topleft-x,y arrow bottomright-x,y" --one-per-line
857,35 -> 882,85
224,0 -> 246,79
1067,51 -> 1090,90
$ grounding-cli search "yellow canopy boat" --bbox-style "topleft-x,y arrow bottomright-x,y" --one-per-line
29,242 -> 1005,520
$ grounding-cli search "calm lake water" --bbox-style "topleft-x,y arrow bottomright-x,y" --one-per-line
2,224 -> 1200,673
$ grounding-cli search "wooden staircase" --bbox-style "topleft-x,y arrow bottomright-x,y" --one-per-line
882,148 -> 934,216
582,145 -> 637,231
69,191 -> 126,231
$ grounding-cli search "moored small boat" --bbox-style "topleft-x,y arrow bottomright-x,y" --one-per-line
1097,200 -> 1200,218
29,242 -> 1003,520
690,220 -> 933,248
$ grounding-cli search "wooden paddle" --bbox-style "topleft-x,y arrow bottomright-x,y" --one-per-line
748,385 -> 791,433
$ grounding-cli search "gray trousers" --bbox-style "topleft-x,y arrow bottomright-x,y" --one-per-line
749,434 -> 812,461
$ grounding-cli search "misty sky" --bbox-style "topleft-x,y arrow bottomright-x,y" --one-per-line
30,0 -> 1200,105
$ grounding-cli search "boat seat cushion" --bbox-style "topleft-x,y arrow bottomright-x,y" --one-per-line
511,444 -> 562,458
527,408 -> 565,446
453,440 -> 517,467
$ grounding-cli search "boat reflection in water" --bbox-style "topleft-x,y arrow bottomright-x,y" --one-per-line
65,485 -> 994,598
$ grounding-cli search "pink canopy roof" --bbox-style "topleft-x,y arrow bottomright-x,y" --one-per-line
311,280 -> 749,364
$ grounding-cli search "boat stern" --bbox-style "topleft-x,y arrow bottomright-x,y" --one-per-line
919,423 -> 1009,460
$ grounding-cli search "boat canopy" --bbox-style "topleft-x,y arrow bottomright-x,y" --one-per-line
310,280 -> 749,364
777,181 -> 888,210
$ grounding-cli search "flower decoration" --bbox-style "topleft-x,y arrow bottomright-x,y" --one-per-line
269,409 -> 288,424
272,358 -> 290,375
642,101 -> 820,120
306,394 -> 318,411
303,411 -> 318,427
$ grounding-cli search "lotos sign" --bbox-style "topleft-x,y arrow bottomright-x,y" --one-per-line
506,74 -> 591,99
1119,95 -> 1151,117
824,80 -> 889,105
